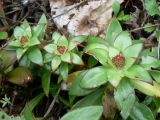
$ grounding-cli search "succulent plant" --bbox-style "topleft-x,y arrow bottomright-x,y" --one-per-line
8,14 -> 47,65
68,19 -> 160,119
44,32 -> 86,81
84,26 -> 143,87
111,54 -> 125,68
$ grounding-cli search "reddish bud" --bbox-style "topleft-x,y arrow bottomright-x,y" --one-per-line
112,54 -> 125,68
20,36 -> 28,44
57,46 -> 66,54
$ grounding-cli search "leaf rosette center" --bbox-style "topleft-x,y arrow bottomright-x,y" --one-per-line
20,36 -> 28,45
112,54 -> 125,68
57,46 -> 67,54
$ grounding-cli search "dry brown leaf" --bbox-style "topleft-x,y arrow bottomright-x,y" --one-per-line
103,84 -> 118,119
50,0 -> 123,36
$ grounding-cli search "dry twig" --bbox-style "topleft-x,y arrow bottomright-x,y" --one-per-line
44,86 -> 61,118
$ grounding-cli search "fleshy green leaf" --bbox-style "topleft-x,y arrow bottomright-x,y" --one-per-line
108,47 -> 120,59
84,43 -> 108,52
21,20 -> 30,29
51,56 -> 61,71
86,48 -> 108,66
123,57 -> 136,70
22,93 -> 44,114
130,102 -> 155,120
87,35 -> 108,45
52,32 -> 61,43
38,14 -> 47,24
149,70 -> 160,83
123,43 -> 142,58
32,14 -> 47,39
27,37 -> 40,46
125,65 -> 152,83
69,35 -> 87,50
114,78 -> 136,119
71,53 -> 84,65
21,20 -> 32,38
60,106 -> 103,120
57,36 -> 68,47
41,69 -> 51,96
130,79 -> 160,97
112,1 -> 120,16
72,88 -> 104,110
114,31 -> 132,51
23,105 -> 36,120
107,68 -> 124,87
141,56 -> 160,70
0,32 -> 8,40
80,66 -> 108,88
43,53 -> 54,63
7,67 -> 32,85
61,52 -> 71,63
14,27 -> 27,39
8,40 -> 21,47
16,48 -> 28,60
69,71 -> 96,96
32,25 -> 46,40
60,63 -> 68,82
44,44 -> 57,54
105,19 -> 122,45
28,47 -> 43,65
19,54 -> 31,67
141,47 -> 158,57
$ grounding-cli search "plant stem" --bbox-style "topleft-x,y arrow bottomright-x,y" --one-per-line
130,23 -> 160,32
43,86 -> 61,118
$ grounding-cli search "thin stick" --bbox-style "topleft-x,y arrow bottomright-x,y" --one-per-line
35,1 -> 51,18
0,40 -> 10,50
130,23 -> 160,32
0,15 -> 15,22
44,86 -> 61,118
52,0 -> 88,19
9,91 -> 17,115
